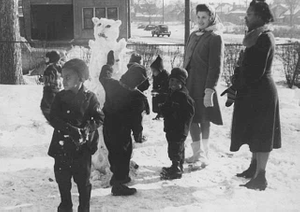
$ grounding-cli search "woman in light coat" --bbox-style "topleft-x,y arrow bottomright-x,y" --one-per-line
183,4 -> 224,167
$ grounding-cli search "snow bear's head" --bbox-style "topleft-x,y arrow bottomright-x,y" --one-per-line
92,17 -> 122,42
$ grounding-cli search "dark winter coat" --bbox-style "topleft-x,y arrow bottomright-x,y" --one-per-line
40,64 -> 62,122
100,76 -> 147,180
230,31 -> 281,152
152,69 -> 169,93
152,69 -> 169,113
183,30 -> 224,125
160,87 -> 195,136
48,85 -> 104,158
126,62 -> 150,114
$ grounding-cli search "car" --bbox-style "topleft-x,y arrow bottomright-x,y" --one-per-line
137,23 -> 146,29
144,24 -> 156,31
151,25 -> 171,37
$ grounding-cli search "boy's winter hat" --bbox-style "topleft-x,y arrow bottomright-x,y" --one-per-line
150,55 -> 163,71
120,63 -> 147,89
169,67 -> 188,85
62,58 -> 89,81
129,53 -> 142,64
46,51 -> 60,64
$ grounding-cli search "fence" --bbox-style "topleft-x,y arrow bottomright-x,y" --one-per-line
127,42 -> 300,87
6,40 -> 300,88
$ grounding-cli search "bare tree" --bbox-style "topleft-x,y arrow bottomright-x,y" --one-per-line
138,0 -> 159,24
0,0 -> 23,84
285,0 -> 300,26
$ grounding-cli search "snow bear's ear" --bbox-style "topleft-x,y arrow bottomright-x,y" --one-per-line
115,20 -> 122,27
92,17 -> 100,25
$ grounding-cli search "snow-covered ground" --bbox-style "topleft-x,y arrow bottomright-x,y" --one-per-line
0,66 -> 300,211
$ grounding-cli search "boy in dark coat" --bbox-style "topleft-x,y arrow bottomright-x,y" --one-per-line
160,68 -> 195,180
99,62 -> 147,196
48,58 -> 104,212
127,53 -> 150,143
150,55 -> 169,120
40,50 -> 62,122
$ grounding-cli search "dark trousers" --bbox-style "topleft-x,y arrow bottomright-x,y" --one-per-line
54,152 -> 92,212
166,132 -> 187,166
103,114 -> 132,182
131,112 -> 143,141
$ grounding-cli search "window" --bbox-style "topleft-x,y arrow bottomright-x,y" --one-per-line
82,7 -> 119,29
107,7 -> 118,20
95,8 -> 106,19
83,8 -> 94,29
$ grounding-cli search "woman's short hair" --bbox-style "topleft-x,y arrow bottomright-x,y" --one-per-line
249,0 -> 274,23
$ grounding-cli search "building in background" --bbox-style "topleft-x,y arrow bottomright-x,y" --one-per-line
21,0 -> 130,45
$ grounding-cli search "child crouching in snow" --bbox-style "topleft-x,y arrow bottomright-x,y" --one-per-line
100,62 -> 147,196
48,58 -> 104,212
159,68 -> 195,180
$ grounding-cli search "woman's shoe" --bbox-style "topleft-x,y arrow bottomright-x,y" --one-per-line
236,160 -> 257,179
240,170 -> 268,191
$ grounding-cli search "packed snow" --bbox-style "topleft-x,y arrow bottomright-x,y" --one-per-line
0,62 -> 300,211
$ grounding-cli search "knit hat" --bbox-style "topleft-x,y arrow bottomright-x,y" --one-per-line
46,51 -> 60,64
169,67 -> 188,85
129,53 -> 142,64
150,55 -> 163,71
120,63 -> 147,89
62,58 -> 89,81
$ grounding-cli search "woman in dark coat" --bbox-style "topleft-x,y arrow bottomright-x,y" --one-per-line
222,0 -> 281,191
183,4 -> 224,167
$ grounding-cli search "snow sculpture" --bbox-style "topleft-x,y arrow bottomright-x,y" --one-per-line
87,17 -> 127,96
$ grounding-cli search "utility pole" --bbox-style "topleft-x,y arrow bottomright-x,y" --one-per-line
162,0 -> 165,24
184,0 -> 190,45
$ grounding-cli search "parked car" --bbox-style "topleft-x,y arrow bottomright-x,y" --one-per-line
137,23 -> 146,29
144,24 -> 156,31
151,25 -> 171,37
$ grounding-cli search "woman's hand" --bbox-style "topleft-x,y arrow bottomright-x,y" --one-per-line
220,86 -> 236,107
203,88 -> 215,107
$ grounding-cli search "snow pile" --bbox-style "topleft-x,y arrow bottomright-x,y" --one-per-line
0,67 -> 300,211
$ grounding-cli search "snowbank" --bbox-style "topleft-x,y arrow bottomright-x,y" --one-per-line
0,75 -> 300,211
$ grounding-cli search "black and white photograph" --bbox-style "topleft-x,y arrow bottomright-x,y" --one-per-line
0,0 -> 300,211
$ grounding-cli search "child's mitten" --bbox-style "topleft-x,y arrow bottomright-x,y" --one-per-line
203,88 -> 215,107
220,86 -> 236,107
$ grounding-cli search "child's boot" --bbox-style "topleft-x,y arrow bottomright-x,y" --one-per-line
161,161 -> 182,180
111,184 -> 137,196
186,141 -> 209,166
240,170 -> 268,191
236,159 -> 257,179
185,141 -> 200,163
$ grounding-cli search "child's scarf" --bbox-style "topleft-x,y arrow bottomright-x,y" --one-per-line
243,25 -> 271,48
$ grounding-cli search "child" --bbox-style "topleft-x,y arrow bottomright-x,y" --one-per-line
127,53 -> 150,143
99,62 -> 147,196
159,68 -> 195,180
40,50 -> 62,122
48,58 -> 104,212
150,55 -> 169,120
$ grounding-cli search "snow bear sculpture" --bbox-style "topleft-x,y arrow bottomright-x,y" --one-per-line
88,17 -> 126,88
